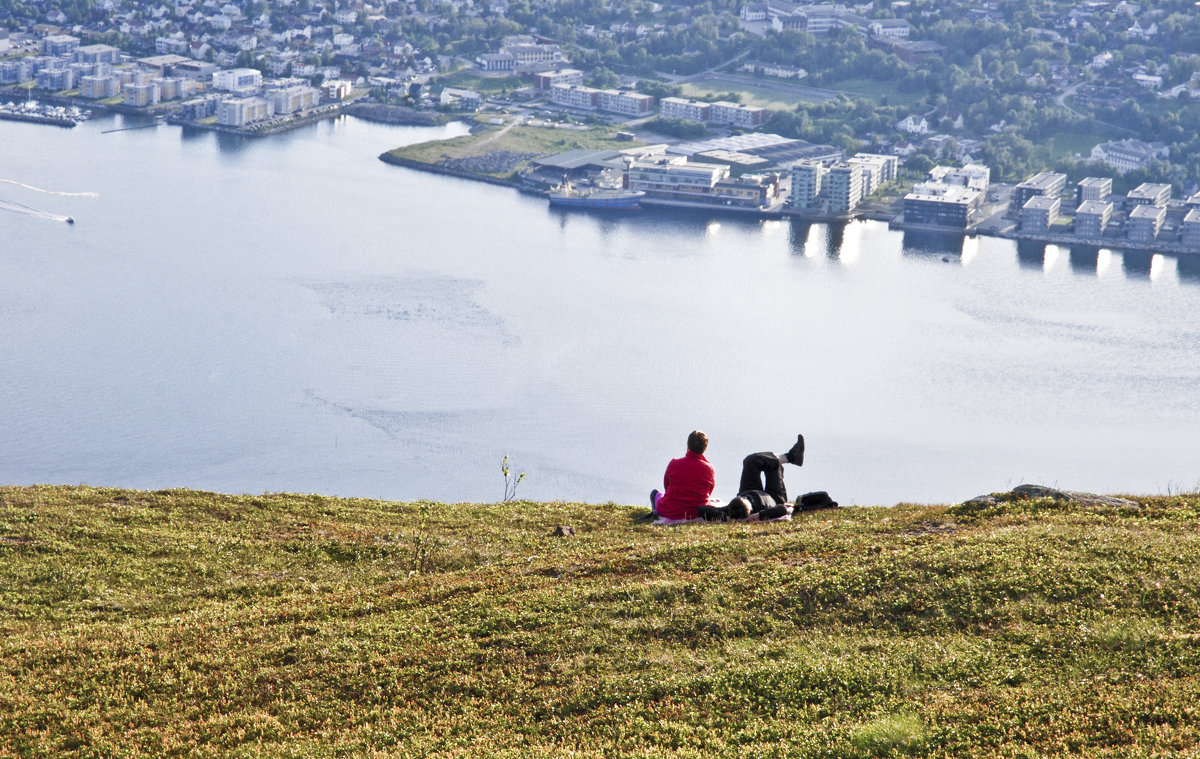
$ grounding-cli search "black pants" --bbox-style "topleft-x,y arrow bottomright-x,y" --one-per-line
739,452 -> 787,504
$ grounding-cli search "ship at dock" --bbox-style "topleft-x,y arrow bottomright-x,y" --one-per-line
548,180 -> 644,210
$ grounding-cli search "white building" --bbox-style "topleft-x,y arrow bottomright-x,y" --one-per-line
709,101 -> 770,128
212,67 -> 262,92
928,164 -> 990,192
122,82 -> 161,106
216,96 -> 274,126
868,19 -> 910,37
896,115 -> 928,135
852,153 -> 899,183
322,80 -> 353,100
80,74 -> 121,99
627,156 -> 730,197
75,44 -> 122,64
597,89 -> 654,116
535,69 -> 584,90
791,161 -> 824,209
1090,139 -> 1169,173
549,84 -> 599,109
660,97 -> 710,122
269,84 -> 320,113
826,163 -> 864,212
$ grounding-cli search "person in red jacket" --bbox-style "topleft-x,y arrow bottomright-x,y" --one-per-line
650,433 -> 808,522
650,430 -> 716,521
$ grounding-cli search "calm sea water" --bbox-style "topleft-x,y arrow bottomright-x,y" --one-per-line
3,113 -> 1199,506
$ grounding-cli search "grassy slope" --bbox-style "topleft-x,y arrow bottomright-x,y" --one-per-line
3,486 -> 1200,757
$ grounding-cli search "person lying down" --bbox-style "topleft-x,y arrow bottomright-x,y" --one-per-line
649,433 -> 833,524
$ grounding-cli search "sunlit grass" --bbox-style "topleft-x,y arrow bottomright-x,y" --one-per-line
4,485 -> 1200,756
384,124 -> 641,175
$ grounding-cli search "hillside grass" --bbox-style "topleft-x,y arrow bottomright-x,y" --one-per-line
4,486 -> 1200,757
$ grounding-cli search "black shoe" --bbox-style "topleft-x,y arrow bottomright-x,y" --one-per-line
636,489 -> 659,521
786,434 -> 805,466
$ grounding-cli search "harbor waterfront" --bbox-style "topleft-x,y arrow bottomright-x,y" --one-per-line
4,113 -> 1200,506
380,135 -> 1200,258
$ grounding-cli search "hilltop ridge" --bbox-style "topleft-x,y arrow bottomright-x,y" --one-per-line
3,485 -> 1199,757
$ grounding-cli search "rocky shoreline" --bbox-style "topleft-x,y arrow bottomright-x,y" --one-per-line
345,102 -> 450,127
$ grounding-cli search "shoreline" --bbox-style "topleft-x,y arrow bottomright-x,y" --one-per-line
378,151 -> 1200,257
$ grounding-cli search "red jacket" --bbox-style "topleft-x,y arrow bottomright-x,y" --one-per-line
656,451 -> 715,521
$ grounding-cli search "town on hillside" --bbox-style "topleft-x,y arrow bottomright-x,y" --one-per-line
3,0 -> 1199,250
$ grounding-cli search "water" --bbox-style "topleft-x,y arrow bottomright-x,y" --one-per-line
3,113 -> 1199,506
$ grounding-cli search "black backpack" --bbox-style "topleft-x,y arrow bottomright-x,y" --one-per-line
797,491 -> 838,511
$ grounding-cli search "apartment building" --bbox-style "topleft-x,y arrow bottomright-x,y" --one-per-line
1021,196 -> 1060,233
826,163 -> 863,213
1010,171 -> 1066,214
1182,208 -> 1200,248
659,97 -> 710,122
79,74 -> 120,99
122,81 -> 160,106
1126,182 -> 1171,210
1074,200 -> 1113,238
1076,177 -> 1112,207
216,96 -> 274,126
1127,204 -> 1165,243
903,182 -> 981,228
535,69 -> 584,90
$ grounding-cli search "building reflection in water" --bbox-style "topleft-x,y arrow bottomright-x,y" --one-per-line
1016,240 -> 1046,270
1177,254 -> 1200,284
825,221 -> 846,259
1122,249 -> 1153,279
1068,246 -> 1100,275
788,219 -> 813,257
901,229 -> 965,261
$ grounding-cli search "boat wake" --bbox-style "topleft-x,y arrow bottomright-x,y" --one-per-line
0,198 -> 76,223
0,177 -> 96,223
0,178 -> 99,197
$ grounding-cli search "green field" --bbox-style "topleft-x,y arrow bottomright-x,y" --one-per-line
433,70 -> 534,95
5,485 -> 1200,756
1046,129 -> 1124,161
679,76 -> 924,110
385,123 -> 642,176
680,78 -> 828,110
818,77 -> 926,107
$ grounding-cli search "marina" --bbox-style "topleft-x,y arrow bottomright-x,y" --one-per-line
0,99 -> 89,127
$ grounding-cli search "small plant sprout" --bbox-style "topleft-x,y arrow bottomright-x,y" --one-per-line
502,454 -> 526,502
